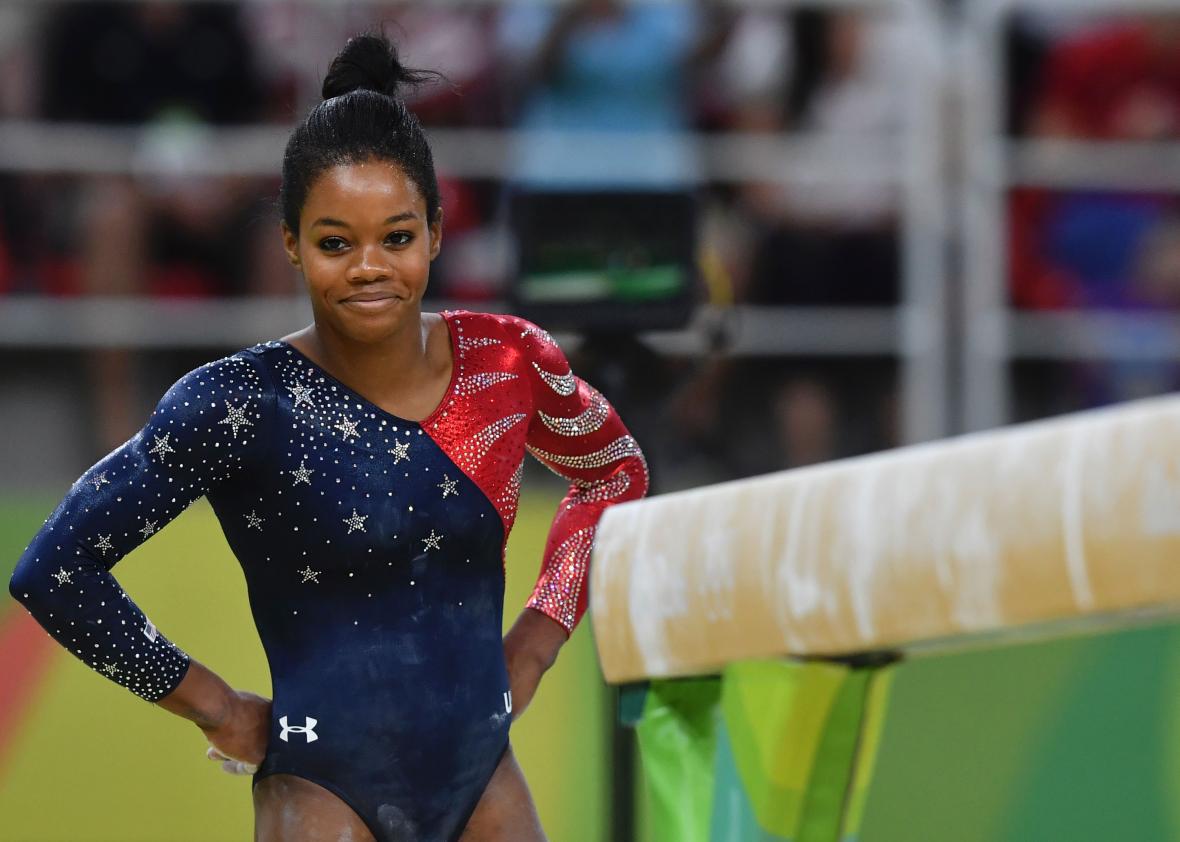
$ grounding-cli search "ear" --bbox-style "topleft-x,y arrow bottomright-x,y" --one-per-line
428,208 -> 444,262
280,222 -> 301,268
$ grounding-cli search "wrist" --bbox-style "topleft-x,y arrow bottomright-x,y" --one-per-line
156,660 -> 236,732
505,608 -> 567,672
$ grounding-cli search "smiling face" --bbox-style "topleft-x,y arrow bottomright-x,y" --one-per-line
282,159 -> 442,344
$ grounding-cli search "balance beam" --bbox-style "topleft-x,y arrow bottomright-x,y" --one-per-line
590,395 -> 1180,683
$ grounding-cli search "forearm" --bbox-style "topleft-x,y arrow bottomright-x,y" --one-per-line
504,608 -> 567,719
505,607 -> 567,672
160,658 -> 272,767
156,659 -> 235,730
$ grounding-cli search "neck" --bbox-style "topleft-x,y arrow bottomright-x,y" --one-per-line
305,310 -> 432,398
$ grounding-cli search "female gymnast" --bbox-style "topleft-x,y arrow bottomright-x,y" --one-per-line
8,33 -> 648,842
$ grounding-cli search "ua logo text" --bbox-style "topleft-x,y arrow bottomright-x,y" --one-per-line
279,715 -> 319,743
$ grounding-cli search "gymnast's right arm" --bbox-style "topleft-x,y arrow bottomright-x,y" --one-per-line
7,352 -> 274,756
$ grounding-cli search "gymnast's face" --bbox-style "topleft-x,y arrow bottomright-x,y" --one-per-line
282,159 -> 442,343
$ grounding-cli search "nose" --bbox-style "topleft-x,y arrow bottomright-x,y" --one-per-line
348,244 -> 391,284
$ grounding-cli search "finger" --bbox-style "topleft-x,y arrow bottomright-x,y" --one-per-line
220,759 -> 259,776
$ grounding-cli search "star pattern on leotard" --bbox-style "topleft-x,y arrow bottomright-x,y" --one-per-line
289,460 -> 314,486
389,440 -> 410,464
287,382 -> 317,410
15,314 -> 645,714
218,400 -> 254,438
298,565 -> 320,584
335,416 -> 360,442
148,434 -> 175,459
343,509 -> 368,534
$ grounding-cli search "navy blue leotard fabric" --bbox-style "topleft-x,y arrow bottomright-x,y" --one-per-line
10,310 -> 650,841
9,340 -> 511,841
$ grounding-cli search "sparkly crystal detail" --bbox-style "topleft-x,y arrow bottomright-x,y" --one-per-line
533,363 -> 576,397
529,435 -> 641,470
459,371 -> 518,396
521,324 -> 557,346
526,527 -> 596,632
574,471 -> 632,504
500,460 -> 524,508
343,509 -> 368,534
458,335 -> 501,352
93,534 -> 115,557
389,440 -> 411,464
148,433 -> 175,460
289,459 -> 314,486
287,382 -> 316,409
218,400 -> 254,438
466,413 -> 527,466
334,416 -> 360,442
538,389 -> 609,437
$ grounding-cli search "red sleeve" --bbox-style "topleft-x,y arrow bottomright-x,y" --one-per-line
501,316 -> 650,634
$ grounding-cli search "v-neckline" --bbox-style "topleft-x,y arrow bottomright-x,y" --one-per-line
278,312 -> 460,428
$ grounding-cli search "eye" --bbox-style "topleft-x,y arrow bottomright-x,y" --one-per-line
386,231 -> 414,247
318,236 -> 348,253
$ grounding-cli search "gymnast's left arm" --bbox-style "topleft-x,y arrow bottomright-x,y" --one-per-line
500,317 -> 650,718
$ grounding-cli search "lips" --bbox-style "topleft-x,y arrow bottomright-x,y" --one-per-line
341,291 -> 399,303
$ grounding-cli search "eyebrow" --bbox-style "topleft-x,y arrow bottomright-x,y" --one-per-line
310,212 -> 420,228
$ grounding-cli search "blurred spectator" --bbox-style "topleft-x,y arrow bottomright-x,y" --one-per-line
36,2 -> 289,450
1008,16 -> 1180,408
1010,17 -> 1180,311
495,0 -> 732,331
497,0 -> 721,190
735,9 -> 905,306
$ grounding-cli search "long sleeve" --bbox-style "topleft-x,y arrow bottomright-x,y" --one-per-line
8,352 -> 274,701
507,317 -> 650,633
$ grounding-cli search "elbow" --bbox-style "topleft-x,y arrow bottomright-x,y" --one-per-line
9,553 -> 51,615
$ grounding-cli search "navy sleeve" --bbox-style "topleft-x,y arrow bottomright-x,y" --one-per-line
8,352 -> 274,702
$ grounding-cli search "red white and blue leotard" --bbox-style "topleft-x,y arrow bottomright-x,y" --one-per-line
8,310 -> 649,842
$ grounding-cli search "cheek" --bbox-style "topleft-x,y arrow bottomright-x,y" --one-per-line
299,254 -> 341,292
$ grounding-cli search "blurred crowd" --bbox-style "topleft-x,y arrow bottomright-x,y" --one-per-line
1007,13 -> 1180,411
2,1 -> 1179,487
0,1 -> 907,306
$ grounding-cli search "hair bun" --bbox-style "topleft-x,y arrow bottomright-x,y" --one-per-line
321,34 -> 427,100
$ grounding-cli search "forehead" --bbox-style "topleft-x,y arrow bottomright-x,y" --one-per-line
303,159 -> 425,216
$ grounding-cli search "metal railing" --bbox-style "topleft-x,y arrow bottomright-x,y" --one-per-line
0,0 -> 951,444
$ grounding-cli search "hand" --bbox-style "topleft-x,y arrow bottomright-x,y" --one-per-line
200,690 -> 271,775
503,609 -> 567,720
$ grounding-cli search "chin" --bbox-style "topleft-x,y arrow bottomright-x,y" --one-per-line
337,306 -> 417,343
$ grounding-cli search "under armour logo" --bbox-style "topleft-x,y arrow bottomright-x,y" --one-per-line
279,715 -> 318,743
503,691 -> 513,714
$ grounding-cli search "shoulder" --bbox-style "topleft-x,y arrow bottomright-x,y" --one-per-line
148,348 -> 276,445
166,348 -> 275,403
446,310 -> 566,368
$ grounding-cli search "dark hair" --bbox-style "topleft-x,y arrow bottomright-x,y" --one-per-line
280,34 -> 440,234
